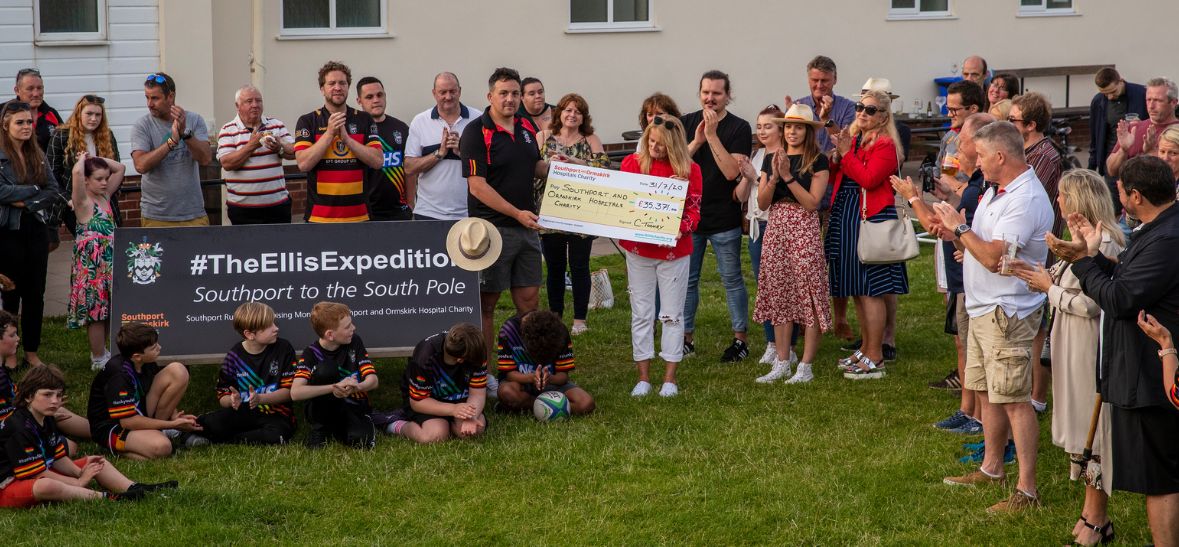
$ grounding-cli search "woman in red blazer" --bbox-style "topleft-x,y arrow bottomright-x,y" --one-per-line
824,90 -> 909,380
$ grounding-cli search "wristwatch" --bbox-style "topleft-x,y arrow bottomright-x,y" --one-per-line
823,120 -> 835,128
953,224 -> 971,238
181,130 -> 194,140
434,149 -> 445,160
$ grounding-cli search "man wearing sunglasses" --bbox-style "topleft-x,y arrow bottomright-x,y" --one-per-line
5,68 -> 61,153
130,72 -> 213,227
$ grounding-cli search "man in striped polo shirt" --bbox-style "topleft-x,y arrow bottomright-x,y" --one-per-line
217,85 -> 296,225
294,61 -> 384,223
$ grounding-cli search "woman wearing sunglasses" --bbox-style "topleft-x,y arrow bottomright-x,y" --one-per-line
619,115 -> 702,398
826,90 -> 907,379
46,95 -> 121,234
0,101 -> 59,369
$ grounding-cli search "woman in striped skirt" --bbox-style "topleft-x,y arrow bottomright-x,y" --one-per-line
825,90 -> 909,379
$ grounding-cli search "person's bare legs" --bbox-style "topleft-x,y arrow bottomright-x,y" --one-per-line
509,286 -> 539,316
118,430 -> 173,460
832,297 -> 853,340
1031,327 -> 1050,407
1146,493 -> 1179,547
32,475 -> 105,501
977,391 -> 1009,477
86,321 -> 109,359
399,418 -> 451,444
774,323 -> 795,362
144,362 -> 189,420
883,293 -> 897,348
663,362 -> 678,385
1073,485 -> 1110,544
855,296 -> 886,363
955,335 -> 976,417
480,291 -> 502,374
54,408 -> 90,440
1005,401 -> 1039,496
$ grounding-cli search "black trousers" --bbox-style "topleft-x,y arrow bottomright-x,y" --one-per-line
227,202 -> 293,225
0,212 -> 50,352
541,233 -> 594,321
198,407 -> 295,445
305,397 -> 375,449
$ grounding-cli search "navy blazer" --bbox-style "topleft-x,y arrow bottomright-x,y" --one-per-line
1088,82 -> 1147,175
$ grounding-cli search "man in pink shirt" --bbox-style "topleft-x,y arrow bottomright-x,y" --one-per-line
1107,77 -> 1179,178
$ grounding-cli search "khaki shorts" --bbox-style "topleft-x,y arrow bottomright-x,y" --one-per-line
965,306 -> 1042,403
955,293 -> 970,341
141,216 -> 210,228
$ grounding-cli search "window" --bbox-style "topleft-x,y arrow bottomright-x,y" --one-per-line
569,0 -> 655,32
280,0 -> 386,36
1018,0 -> 1075,16
888,0 -> 953,20
35,0 -> 107,42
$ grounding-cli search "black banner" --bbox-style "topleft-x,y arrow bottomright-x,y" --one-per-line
111,221 -> 480,361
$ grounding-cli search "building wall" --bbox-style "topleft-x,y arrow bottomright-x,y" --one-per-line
0,0 -> 159,158
199,0 -> 1178,146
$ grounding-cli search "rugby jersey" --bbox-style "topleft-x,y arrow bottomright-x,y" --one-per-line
294,106 -> 382,223
401,331 -> 487,405
0,408 -> 67,486
296,336 -> 376,406
496,316 -> 575,379
87,357 -> 159,431
0,364 -> 14,422
365,115 -> 411,218
217,115 -> 293,208
216,339 -> 297,419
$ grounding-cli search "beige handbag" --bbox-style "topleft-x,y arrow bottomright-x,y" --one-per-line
856,189 -> 919,264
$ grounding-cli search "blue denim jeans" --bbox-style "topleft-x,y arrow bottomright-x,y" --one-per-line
747,221 -> 775,343
685,227 -> 748,334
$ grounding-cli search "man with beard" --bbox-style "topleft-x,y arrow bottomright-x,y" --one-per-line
294,61 -> 384,223
355,76 -> 412,221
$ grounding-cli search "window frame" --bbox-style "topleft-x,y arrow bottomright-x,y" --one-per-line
34,0 -> 108,43
1017,0 -> 1077,17
567,0 -> 658,34
279,0 -> 388,37
886,0 -> 955,21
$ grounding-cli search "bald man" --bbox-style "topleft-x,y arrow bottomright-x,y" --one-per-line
405,72 -> 481,221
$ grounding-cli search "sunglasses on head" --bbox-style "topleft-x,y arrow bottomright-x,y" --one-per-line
854,103 -> 883,116
145,73 -> 173,93
82,94 -> 105,104
3,101 -> 30,113
16,68 -> 40,79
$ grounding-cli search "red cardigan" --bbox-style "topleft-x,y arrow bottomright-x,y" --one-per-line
618,154 -> 703,260
830,135 -> 899,218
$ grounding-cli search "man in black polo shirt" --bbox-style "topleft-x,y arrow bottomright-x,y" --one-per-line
355,76 -> 413,221
460,67 -> 550,397
681,70 -> 753,362
294,61 -> 384,223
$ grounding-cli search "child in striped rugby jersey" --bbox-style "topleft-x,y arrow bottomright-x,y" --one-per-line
495,310 -> 595,415
197,302 -> 297,445
0,365 -> 174,507
386,323 -> 488,443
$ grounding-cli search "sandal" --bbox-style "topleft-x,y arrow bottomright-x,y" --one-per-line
1074,517 -> 1114,546
843,356 -> 885,380
838,351 -> 865,371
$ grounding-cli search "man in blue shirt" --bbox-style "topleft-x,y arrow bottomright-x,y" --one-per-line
787,56 -> 856,153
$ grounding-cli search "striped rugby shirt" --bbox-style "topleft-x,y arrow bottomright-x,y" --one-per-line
217,115 -> 294,208
294,106 -> 382,223
0,408 -> 67,486
296,336 -> 376,406
216,339 -> 297,419
496,316 -> 575,379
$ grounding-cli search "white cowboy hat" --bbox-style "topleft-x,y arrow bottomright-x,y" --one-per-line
770,103 -> 823,127
855,77 -> 900,99
446,217 -> 503,272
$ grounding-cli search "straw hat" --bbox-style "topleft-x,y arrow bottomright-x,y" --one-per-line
446,218 -> 503,271
770,103 -> 823,127
854,78 -> 900,99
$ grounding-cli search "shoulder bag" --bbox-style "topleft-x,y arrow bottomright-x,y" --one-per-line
856,188 -> 919,264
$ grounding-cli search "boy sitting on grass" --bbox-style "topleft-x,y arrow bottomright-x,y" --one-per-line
291,302 -> 378,449
0,311 -> 90,454
496,310 -> 595,415
87,322 -> 205,460
0,364 -> 175,507
197,302 -> 297,445
386,323 -> 488,443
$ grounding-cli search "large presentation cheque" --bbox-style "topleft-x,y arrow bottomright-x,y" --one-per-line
537,161 -> 688,246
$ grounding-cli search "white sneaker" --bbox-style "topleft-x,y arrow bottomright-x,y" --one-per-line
631,381 -> 652,397
486,375 -> 500,399
786,349 -> 799,368
658,382 -> 679,397
785,362 -> 814,384
90,351 -> 110,371
758,343 -> 776,364
755,358 -> 792,383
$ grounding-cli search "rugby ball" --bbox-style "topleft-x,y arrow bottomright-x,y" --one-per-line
533,391 -> 570,421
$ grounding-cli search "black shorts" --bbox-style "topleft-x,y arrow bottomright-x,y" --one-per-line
92,422 -> 130,456
227,201 -> 293,225
1110,404 -> 1179,495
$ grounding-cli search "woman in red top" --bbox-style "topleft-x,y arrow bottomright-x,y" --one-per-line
825,90 -> 908,379
619,116 -> 702,398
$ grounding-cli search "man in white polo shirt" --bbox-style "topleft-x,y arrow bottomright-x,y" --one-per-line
405,72 -> 480,221
216,84 -> 296,224
930,121 -> 1054,514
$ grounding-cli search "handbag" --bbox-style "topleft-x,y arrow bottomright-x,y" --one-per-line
23,188 -> 69,227
856,189 -> 919,264
588,268 -> 614,309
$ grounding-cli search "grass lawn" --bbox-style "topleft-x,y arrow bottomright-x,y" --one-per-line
5,243 -> 1149,545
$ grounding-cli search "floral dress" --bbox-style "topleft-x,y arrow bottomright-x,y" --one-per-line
67,203 -> 115,328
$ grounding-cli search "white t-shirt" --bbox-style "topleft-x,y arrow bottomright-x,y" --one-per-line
405,103 -> 479,220
963,167 -> 1054,319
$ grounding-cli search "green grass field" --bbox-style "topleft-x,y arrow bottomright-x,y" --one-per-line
3,244 -> 1150,545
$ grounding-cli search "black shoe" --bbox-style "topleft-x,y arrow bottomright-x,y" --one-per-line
840,339 -> 863,352
108,488 -> 146,502
683,339 -> 695,357
882,344 -> 897,362
305,430 -> 329,449
128,480 -> 178,493
928,369 -> 962,390
720,338 -> 750,363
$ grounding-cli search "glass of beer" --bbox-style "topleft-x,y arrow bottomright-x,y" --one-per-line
999,233 -> 1019,275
